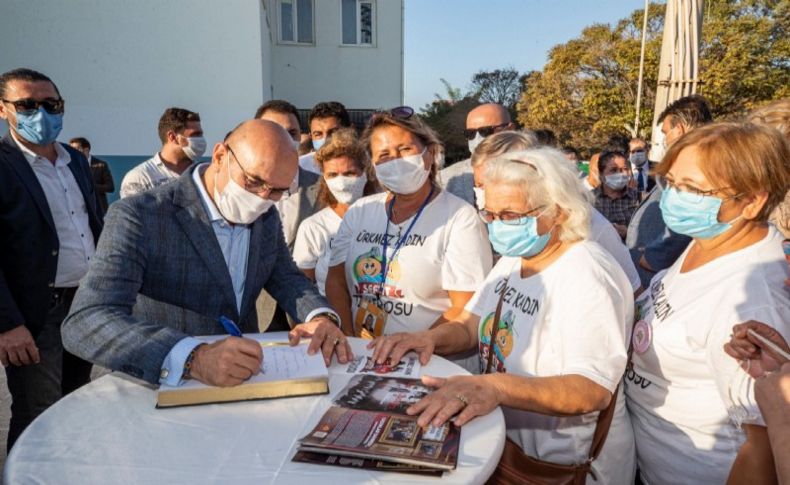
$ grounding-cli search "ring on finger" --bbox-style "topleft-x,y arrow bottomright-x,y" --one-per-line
455,394 -> 469,407
333,337 -> 341,346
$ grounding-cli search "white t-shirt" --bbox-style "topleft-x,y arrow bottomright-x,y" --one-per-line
590,208 -> 642,291
299,152 -> 320,174
293,207 -> 342,296
466,241 -> 635,485
120,153 -> 182,198
329,190 -> 493,334
625,227 -> 790,485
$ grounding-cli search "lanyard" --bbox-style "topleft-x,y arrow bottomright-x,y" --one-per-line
379,185 -> 435,296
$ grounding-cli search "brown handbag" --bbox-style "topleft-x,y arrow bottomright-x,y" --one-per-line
484,279 -> 620,485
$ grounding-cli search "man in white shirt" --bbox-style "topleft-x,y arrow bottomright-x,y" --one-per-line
119,107 -> 206,198
440,103 -> 514,206
0,68 -> 103,449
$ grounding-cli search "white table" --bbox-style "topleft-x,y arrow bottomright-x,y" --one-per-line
4,335 -> 505,484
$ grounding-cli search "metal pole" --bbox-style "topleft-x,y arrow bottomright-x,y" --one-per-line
634,0 -> 650,136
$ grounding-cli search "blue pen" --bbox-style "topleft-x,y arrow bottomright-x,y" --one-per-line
219,315 -> 243,337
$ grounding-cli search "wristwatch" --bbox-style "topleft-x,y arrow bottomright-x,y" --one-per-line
314,312 -> 341,327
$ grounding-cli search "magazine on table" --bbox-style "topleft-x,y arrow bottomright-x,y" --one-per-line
293,375 -> 460,473
344,353 -> 421,378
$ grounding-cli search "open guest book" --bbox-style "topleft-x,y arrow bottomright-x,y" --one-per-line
156,334 -> 328,408
293,375 -> 460,474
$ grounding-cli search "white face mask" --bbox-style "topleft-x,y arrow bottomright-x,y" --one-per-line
629,151 -> 648,167
374,149 -> 430,195
604,173 -> 630,191
473,186 -> 485,211
213,156 -> 274,224
468,132 -> 484,155
326,174 -> 367,205
181,136 -> 207,161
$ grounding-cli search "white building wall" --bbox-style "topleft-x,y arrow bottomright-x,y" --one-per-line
269,0 -> 404,111
0,0 -> 272,155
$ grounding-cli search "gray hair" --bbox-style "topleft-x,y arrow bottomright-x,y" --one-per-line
483,147 -> 592,242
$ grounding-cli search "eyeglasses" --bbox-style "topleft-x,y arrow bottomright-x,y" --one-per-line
367,105 -> 415,126
1,97 -> 64,115
664,178 -> 739,204
226,145 -> 291,200
464,123 -> 508,140
478,206 -> 546,225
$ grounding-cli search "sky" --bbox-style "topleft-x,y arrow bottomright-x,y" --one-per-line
403,0 -> 650,109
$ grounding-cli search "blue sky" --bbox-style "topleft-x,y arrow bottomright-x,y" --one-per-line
403,0 -> 650,109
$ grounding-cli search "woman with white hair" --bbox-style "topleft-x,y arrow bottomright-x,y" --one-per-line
370,147 -> 636,484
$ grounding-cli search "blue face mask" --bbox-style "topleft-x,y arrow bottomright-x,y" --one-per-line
312,137 -> 326,151
487,216 -> 552,258
660,187 -> 741,239
15,107 -> 63,145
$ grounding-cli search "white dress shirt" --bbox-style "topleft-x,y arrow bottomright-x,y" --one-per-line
119,152 -> 183,198
13,134 -> 95,288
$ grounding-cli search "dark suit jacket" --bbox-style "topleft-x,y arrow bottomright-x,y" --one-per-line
90,156 -> 114,214
283,167 -> 320,252
0,134 -> 102,335
62,166 -> 330,384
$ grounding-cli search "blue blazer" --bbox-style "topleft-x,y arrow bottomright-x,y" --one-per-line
0,134 -> 102,335
62,166 -> 330,384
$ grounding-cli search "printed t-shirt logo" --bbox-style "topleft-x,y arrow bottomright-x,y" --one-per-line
352,247 -> 404,298
479,309 -> 516,373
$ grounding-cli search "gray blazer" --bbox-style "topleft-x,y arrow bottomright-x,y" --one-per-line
439,158 -> 475,207
284,167 -> 320,252
62,167 -> 329,384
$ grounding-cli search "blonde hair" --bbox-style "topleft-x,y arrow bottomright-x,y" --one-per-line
747,99 -> 790,138
484,147 -> 592,242
471,130 -> 539,167
655,122 -> 790,221
361,112 -> 442,185
314,128 -> 377,207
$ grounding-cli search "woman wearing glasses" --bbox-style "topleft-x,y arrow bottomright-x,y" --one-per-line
325,107 -> 493,342
293,129 -> 377,295
369,147 -> 636,484
624,122 -> 790,484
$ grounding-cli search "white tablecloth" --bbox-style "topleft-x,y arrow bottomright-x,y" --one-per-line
5,335 -> 505,484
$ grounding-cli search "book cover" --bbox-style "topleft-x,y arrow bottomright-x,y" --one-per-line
157,335 -> 328,408
344,354 -> 421,378
295,375 -> 460,472
291,450 -> 443,476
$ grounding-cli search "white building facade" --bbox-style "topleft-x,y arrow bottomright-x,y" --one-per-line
0,0 -> 404,156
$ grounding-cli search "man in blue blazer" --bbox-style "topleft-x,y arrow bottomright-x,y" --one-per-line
0,68 -> 102,449
63,120 -> 351,389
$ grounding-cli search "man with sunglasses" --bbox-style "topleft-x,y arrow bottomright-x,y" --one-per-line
440,103 -> 514,206
63,119 -> 349,393
0,68 -> 102,450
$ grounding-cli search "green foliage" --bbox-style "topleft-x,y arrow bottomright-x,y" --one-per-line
516,0 -> 789,156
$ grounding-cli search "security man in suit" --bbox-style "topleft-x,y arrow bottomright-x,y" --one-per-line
63,120 -> 350,389
0,68 -> 102,450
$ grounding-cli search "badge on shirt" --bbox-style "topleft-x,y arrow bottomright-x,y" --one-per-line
632,320 -> 652,354
355,297 -> 388,339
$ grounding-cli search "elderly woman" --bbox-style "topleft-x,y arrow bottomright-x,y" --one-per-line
325,108 -> 492,338
473,131 -> 642,293
370,147 -> 636,484
293,129 -> 377,295
625,122 -> 790,484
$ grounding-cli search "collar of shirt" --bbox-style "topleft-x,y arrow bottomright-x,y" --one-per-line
153,151 -> 183,178
192,163 -> 226,223
11,131 -> 71,168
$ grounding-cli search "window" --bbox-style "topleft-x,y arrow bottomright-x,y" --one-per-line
279,0 -> 313,43
341,0 -> 375,45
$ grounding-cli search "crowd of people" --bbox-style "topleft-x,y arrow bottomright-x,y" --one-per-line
0,66 -> 788,484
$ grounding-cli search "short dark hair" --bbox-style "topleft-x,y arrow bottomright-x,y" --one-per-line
598,150 -> 629,174
157,107 -> 200,144
0,68 -> 60,98
69,137 -> 90,150
533,128 -> 557,147
561,146 -> 580,159
254,99 -> 299,121
308,101 -> 351,128
657,95 -> 713,129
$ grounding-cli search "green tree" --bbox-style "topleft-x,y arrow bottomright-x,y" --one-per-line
517,0 -> 790,156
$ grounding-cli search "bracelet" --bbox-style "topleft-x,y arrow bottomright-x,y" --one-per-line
183,344 -> 205,380
315,312 -> 341,327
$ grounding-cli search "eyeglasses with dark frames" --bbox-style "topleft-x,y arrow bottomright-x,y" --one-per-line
463,123 -> 509,140
1,97 -> 64,115
225,145 -> 291,200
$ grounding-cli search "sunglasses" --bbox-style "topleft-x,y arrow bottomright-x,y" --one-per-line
367,105 -> 415,125
1,97 -> 65,115
463,123 -> 508,140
